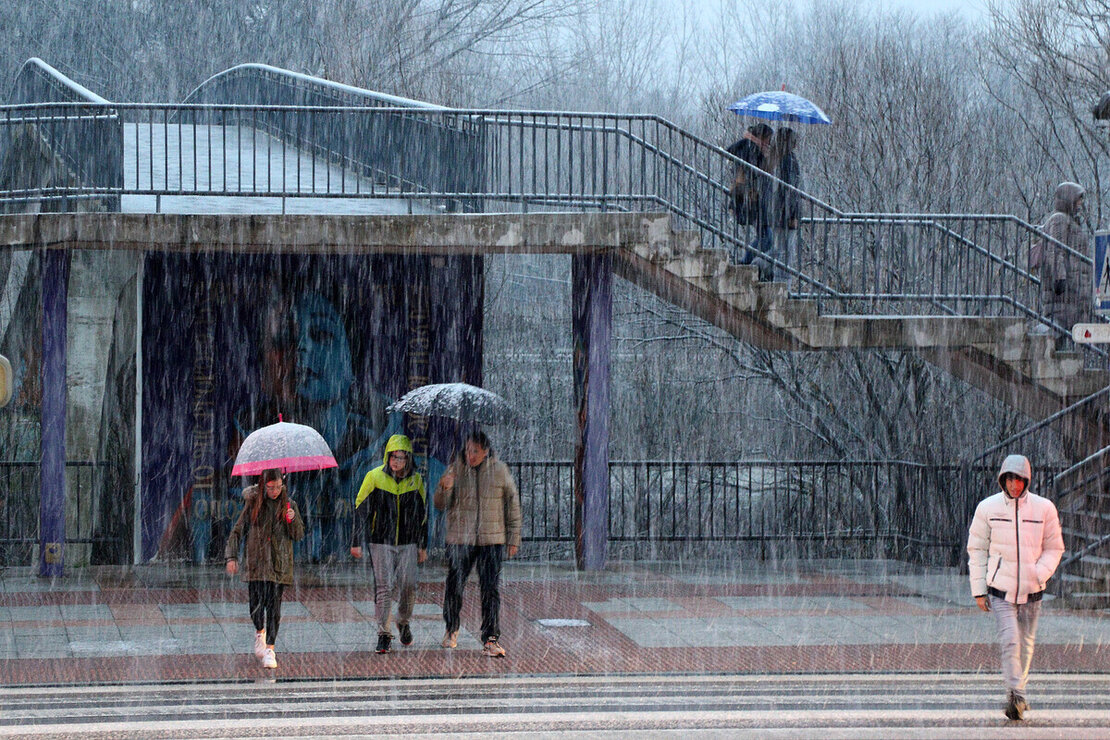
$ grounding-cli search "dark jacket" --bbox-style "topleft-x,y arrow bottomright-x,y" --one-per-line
224,485 -> 305,585
352,434 -> 427,549
771,152 -> 802,229
726,134 -> 767,226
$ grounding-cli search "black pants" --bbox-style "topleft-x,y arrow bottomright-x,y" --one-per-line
248,580 -> 285,646
443,544 -> 503,643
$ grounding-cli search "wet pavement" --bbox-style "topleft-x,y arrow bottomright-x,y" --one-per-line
2,557 -> 1109,685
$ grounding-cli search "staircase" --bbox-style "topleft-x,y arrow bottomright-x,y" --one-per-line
616,225 -> 1109,409
618,223 -> 1110,606
1049,453 -> 1110,607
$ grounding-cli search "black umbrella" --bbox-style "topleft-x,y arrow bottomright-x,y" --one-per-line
386,383 -> 518,425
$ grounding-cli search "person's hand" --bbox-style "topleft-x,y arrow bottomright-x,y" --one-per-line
417,548 -> 427,564
284,504 -> 295,523
975,595 -> 990,612
350,546 -> 362,559
440,469 -> 456,490
506,545 -> 518,559
226,559 -> 238,576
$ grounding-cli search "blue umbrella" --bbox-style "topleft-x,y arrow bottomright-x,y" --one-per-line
727,91 -> 832,125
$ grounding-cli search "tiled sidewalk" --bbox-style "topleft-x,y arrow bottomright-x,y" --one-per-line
1,558 -> 1109,685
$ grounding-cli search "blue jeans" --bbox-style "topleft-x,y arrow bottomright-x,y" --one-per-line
737,225 -> 773,266
989,594 -> 1041,698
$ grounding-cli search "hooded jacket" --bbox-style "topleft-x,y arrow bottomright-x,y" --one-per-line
967,454 -> 1065,604
352,434 -> 427,549
1038,182 -> 1089,311
434,451 -> 521,548
224,484 -> 305,586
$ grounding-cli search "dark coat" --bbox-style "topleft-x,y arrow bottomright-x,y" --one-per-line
771,153 -> 802,229
224,485 -> 305,585
726,135 -> 767,226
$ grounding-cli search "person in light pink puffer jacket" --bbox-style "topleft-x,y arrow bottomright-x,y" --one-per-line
967,454 -> 1064,721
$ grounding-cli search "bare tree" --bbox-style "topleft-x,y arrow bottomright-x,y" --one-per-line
981,0 -> 1110,221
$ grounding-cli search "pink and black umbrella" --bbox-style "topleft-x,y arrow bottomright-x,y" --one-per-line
231,419 -> 338,476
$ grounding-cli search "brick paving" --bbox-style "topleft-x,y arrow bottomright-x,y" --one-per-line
2,558 -> 1109,686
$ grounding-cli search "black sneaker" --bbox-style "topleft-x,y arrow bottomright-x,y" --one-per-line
399,623 -> 413,646
375,633 -> 392,654
1004,691 -> 1027,720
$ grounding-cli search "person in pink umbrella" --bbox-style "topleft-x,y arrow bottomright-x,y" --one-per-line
225,468 -> 305,669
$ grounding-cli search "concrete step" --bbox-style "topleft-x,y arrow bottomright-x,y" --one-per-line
662,253 -> 727,280
623,225 -> 1105,407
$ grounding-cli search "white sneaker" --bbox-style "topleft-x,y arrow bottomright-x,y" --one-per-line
262,647 -> 277,669
254,631 -> 267,659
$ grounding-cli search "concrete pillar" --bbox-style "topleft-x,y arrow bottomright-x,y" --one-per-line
572,253 -> 612,570
39,248 -> 69,577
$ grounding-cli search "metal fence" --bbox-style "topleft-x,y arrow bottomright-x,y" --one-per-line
512,459 -> 977,563
0,459 -> 982,566
0,100 -> 1093,338
0,461 -> 107,565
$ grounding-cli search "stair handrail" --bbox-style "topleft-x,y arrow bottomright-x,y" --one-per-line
1053,442 -> 1110,485
963,385 -> 1110,468
6,58 -> 110,105
0,62 -> 1093,336
1058,530 -> 1110,571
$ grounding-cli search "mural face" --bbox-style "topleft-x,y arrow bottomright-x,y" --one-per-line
118,251 -> 482,565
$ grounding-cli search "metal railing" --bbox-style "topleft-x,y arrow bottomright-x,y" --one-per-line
0,461 -> 109,565
0,100 -> 1092,336
512,460 -> 975,563
1,60 -> 121,213
0,459 -> 976,567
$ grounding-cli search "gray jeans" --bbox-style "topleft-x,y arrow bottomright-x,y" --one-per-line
369,543 -> 418,636
989,594 -> 1041,698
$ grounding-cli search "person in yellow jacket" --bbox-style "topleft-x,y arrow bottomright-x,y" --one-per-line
351,434 -> 426,654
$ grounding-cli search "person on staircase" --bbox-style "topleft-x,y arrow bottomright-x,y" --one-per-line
766,127 -> 804,285
726,122 -> 774,269
1034,182 -> 1090,350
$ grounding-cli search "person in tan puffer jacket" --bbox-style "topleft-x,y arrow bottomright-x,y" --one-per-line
967,454 -> 1064,721
434,430 -> 520,657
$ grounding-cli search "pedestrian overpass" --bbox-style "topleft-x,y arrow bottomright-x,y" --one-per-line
2,58 -> 1109,603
